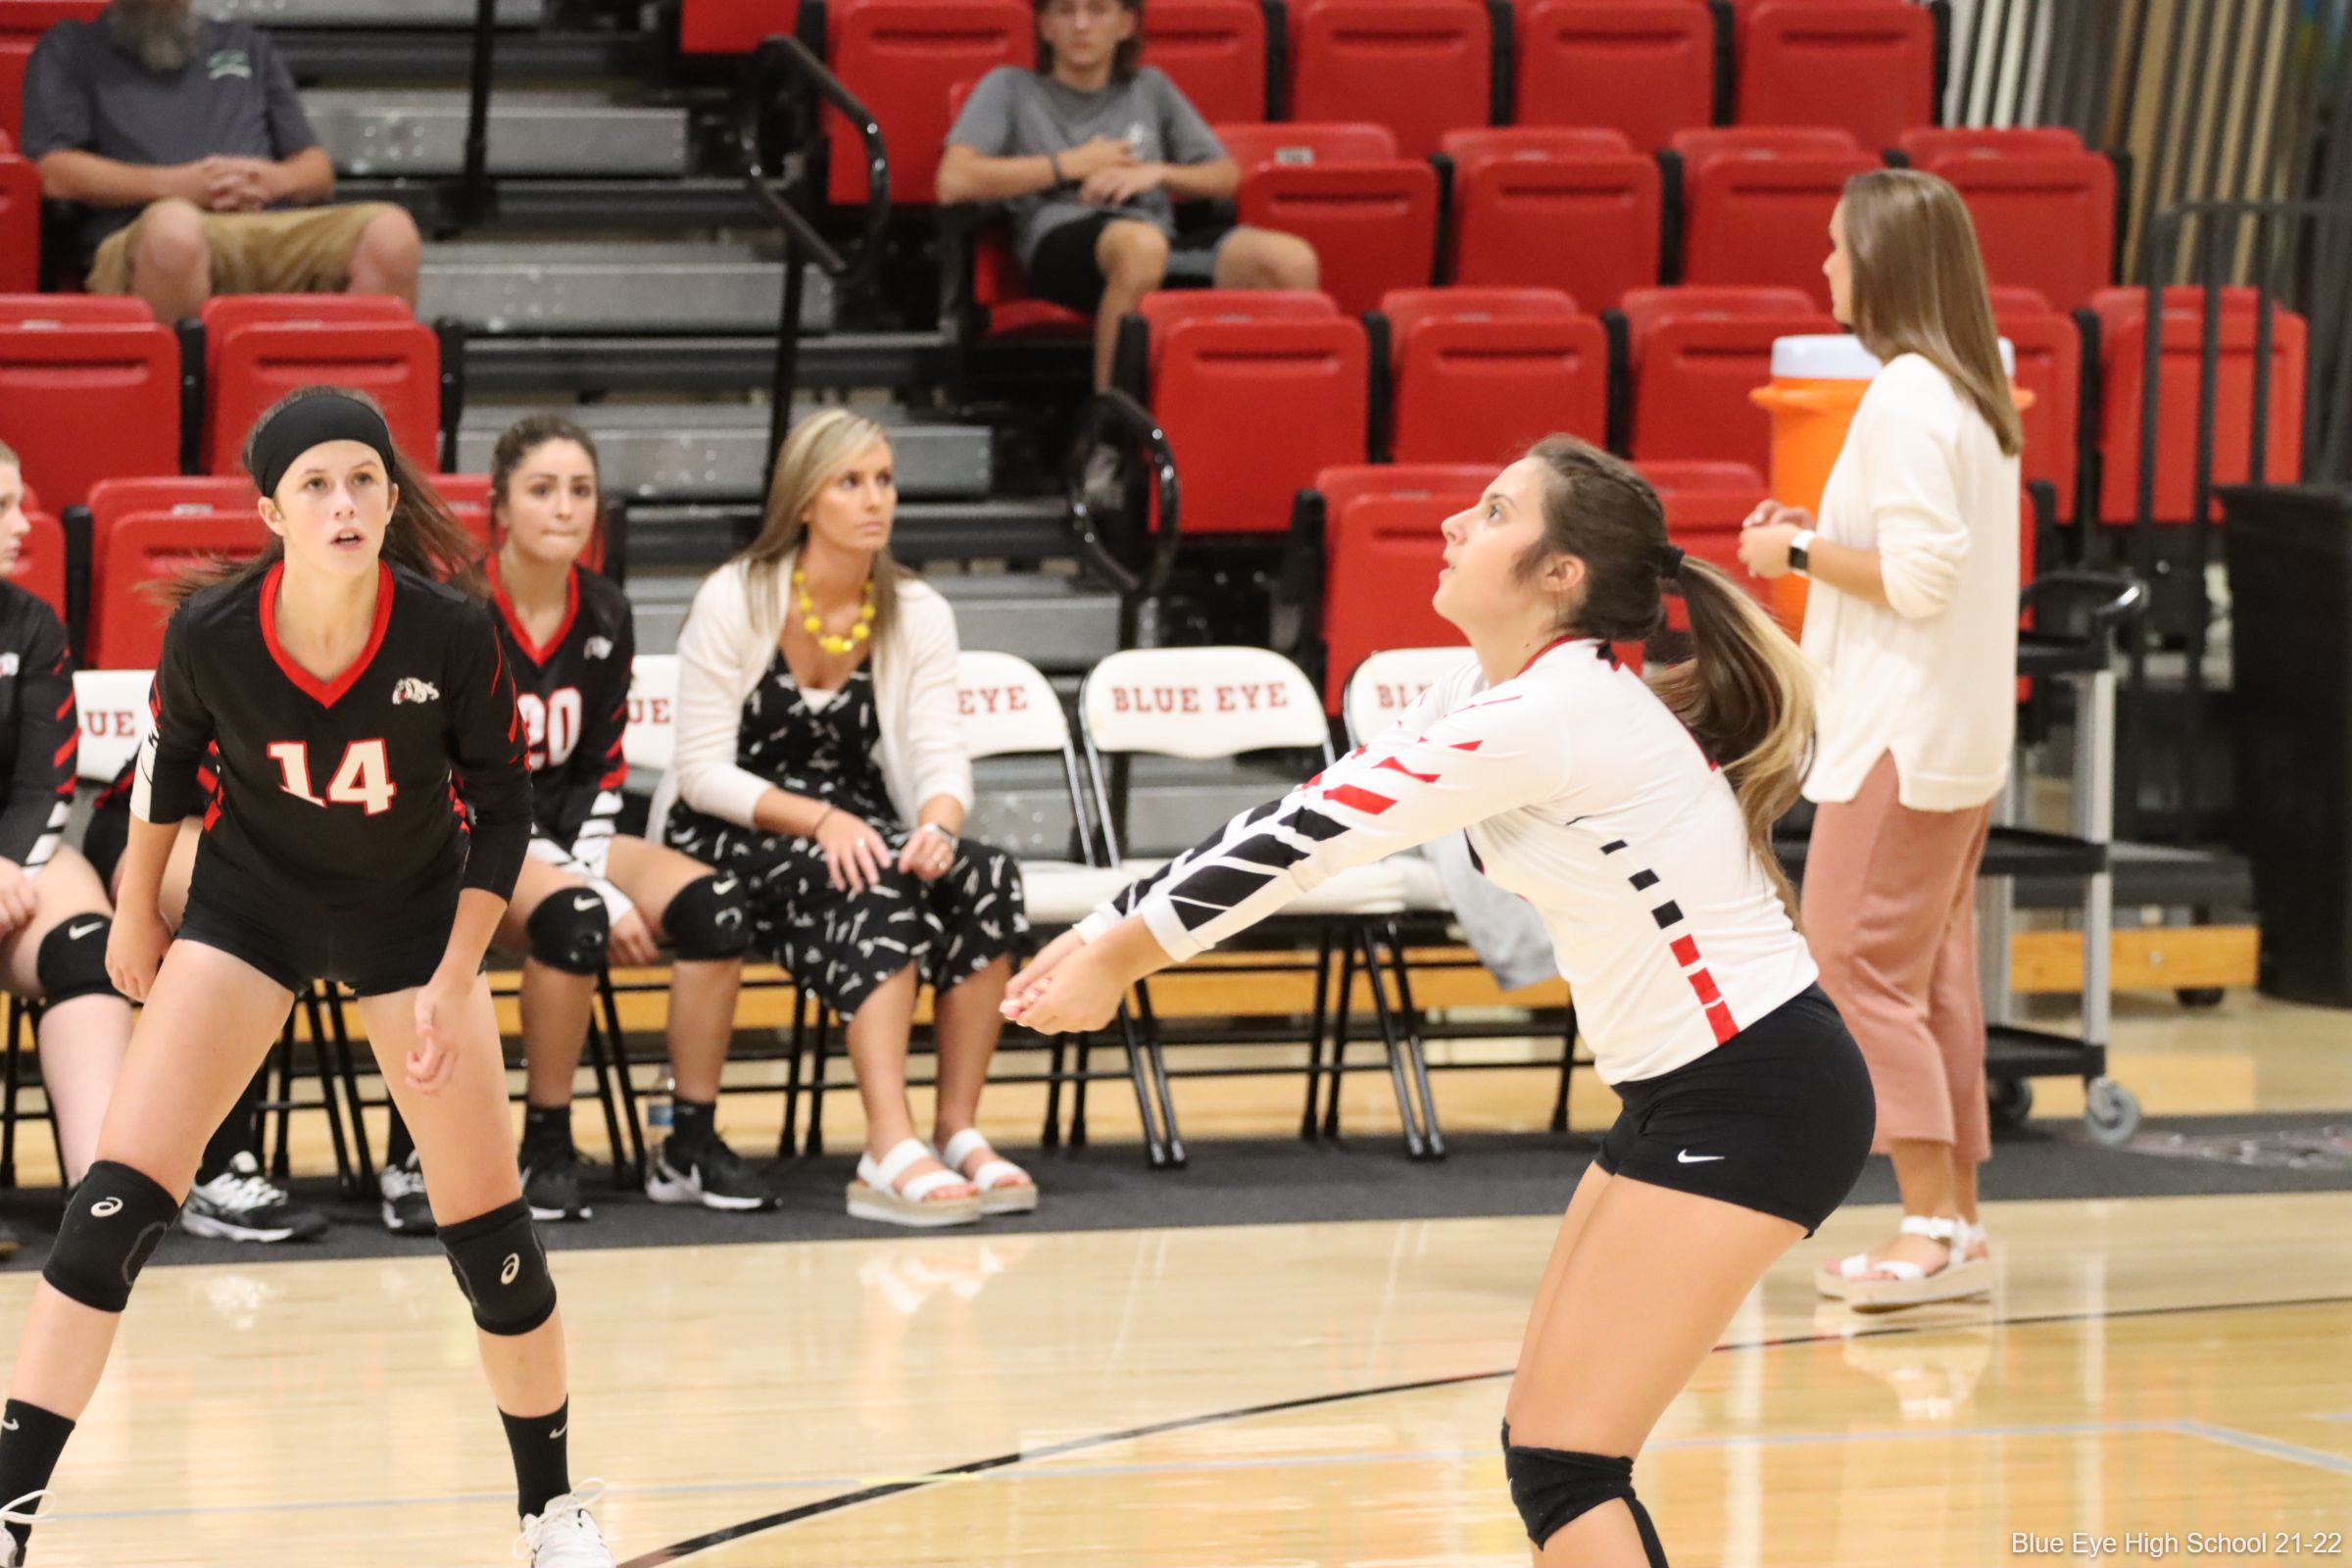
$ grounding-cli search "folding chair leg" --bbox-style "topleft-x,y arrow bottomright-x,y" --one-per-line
1549,1004 -> 1581,1134
804,1005 -> 834,1158
1041,1034 -> 1066,1149
1381,925 -> 1446,1160
779,989 -> 808,1158
1111,1002 -> 1167,1168
598,971 -> 647,1184
321,986 -> 373,1182
269,1024 -> 298,1181
1322,939 -> 1355,1142
1353,928 -> 1427,1159
299,1000 -> 356,1194
1071,1028 -> 1093,1147
1299,934 -> 1334,1141
582,999 -> 632,1192
3,999 -> 25,1190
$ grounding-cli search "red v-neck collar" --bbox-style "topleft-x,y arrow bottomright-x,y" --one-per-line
1515,633 -> 1592,678
262,562 -> 395,709
489,559 -> 578,666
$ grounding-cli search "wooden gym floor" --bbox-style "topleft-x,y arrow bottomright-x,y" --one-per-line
0,987 -> 2347,1566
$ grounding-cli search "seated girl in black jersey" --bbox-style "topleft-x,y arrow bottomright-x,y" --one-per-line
376,416 -> 758,1228
0,442 -> 134,1263
0,389 -> 614,1568
660,409 -> 1032,1227
1005,438 -> 1877,1568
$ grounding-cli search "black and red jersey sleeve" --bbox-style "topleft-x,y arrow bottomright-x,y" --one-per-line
447,604 -> 532,899
545,604 -> 633,856
133,600 -> 217,827
0,605 -> 76,868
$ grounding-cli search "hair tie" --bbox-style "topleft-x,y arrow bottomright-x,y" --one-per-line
1659,544 -> 1688,580
248,390 -> 396,501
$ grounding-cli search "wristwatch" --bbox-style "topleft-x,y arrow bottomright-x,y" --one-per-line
1788,529 -> 1816,576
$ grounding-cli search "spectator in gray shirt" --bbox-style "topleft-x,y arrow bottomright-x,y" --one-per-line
938,0 -> 1318,388
20,0 -> 421,321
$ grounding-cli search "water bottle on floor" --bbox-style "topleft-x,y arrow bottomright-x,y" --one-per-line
646,1074 -> 674,1154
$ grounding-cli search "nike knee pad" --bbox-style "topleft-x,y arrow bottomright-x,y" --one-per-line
439,1198 -> 558,1336
663,872 -> 749,960
525,890 -> 609,977
36,916 -> 121,1004
43,1160 -> 178,1312
1504,1444 -> 1670,1564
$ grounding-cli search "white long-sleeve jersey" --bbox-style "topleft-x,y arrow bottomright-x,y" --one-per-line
1079,638 -> 1820,1084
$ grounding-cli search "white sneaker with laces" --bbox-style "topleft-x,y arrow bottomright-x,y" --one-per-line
514,1481 -> 613,1566
0,1488 -> 48,1567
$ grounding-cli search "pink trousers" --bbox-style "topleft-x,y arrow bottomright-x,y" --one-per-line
1801,752 -> 1994,1166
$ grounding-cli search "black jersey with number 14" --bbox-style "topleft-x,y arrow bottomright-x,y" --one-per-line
134,562 -> 533,906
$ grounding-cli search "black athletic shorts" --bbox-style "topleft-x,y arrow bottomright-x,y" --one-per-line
81,805 -> 128,891
1595,984 -> 1875,1235
1025,213 -> 1235,314
175,854 -> 459,999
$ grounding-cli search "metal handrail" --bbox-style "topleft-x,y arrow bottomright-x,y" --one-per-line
1067,390 -> 1182,612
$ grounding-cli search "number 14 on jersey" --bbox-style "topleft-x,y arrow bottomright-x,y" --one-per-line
268,740 -> 397,814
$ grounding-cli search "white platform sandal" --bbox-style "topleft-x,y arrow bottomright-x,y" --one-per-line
848,1138 -> 982,1229
1842,1215 -> 1991,1312
940,1129 -> 1038,1216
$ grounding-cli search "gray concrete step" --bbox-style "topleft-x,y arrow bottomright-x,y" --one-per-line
307,89 -> 687,177
203,0 -> 544,23
422,241 -> 832,335
457,401 -> 990,502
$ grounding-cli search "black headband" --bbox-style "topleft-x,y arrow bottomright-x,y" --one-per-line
1659,544 -> 1688,580
248,392 -> 397,501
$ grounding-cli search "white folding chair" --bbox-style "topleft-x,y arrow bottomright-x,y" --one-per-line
1079,646 -> 1431,1163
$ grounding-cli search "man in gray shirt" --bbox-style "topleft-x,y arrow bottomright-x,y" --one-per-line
939,0 -> 1318,387
20,0 -> 420,320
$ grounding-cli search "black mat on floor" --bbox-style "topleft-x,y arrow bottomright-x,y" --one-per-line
4,1112 -> 2348,1273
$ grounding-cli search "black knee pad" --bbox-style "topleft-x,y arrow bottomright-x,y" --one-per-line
1504,1445 -> 1670,1564
525,890 -> 609,976
439,1198 -> 558,1336
37,916 -> 122,1004
44,1160 -> 178,1312
663,872 -> 749,960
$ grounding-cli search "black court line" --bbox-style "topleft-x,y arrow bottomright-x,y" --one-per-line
617,1290 -> 2352,1565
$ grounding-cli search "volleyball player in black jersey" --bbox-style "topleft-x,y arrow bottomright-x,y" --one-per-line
0,390 -> 615,1567
377,415 -> 756,1229
0,441 -> 134,1260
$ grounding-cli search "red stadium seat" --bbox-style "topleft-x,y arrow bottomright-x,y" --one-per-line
2091,286 -> 2307,526
678,0 -> 794,53
969,220 -> 1090,338
0,318 -> 178,510
205,308 -> 441,475
88,509 -> 271,669
1147,0 -> 1269,123
1133,289 -> 1368,535
1308,461 -> 1491,710
830,0 -> 1030,204
1442,127 -> 1662,307
0,152 -> 36,293
1670,126 -> 1874,307
0,1 -> 103,143
1513,0 -> 1715,154
1287,0 -> 1490,160
1219,122 -> 1439,315
1378,286 -> 1607,462
0,293 -> 149,325
1911,136 -> 2117,313
1988,286 -> 2082,523
1736,0 -> 1935,151
1637,458 -> 1768,626
1619,284 -> 1835,470
1898,126 -> 2084,161
8,505 -> 63,617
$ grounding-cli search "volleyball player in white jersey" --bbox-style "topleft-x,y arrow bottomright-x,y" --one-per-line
1006,435 -> 1875,1566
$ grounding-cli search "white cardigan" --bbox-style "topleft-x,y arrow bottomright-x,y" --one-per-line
649,553 -> 974,839
1800,352 -> 2020,811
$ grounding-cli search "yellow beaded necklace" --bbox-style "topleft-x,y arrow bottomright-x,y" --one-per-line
793,567 -> 876,655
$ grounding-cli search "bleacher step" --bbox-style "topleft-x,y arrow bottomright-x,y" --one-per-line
201,0 -> 544,23
422,241 -> 832,335
307,89 -> 687,177
456,402 -> 989,501
464,332 -> 952,398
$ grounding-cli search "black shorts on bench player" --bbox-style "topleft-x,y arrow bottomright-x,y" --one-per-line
373,416 -> 758,1234
0,388 -> 616,1567
1004,437 -> 1875,1566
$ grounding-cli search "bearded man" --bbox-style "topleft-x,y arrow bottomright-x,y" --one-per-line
19,0 -> 420,318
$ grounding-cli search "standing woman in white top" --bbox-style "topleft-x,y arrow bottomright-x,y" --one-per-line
1007,436 -> 1875,1566
657,411 -> 1034,1227
1738,169 -> 2023,1311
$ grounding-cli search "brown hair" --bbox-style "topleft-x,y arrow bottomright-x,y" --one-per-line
1840,169 -> 2025,458
489,413 -> 603,555
165,387 -> 485,605
1035,0 -> 1144,82
739,409 -> 910,644
1520,436 -> 1817,919
0,438 -> 17,469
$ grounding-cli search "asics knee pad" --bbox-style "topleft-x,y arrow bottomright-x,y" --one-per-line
44,1160 -> 178,1312
439,1199 -> 558,1336
663,872 -> 749,960
36,916 -> 121,1004
525,891 -> 609,976
1503,1444 -> 1670,1564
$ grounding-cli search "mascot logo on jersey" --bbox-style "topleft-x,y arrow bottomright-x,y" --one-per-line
584,636 -> 615,661
392,678 -> 441,705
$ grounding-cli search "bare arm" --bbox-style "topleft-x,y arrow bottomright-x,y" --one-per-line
37,149 -> 203,208
1159,157 -> 1238,201
936,143 -> 1061,205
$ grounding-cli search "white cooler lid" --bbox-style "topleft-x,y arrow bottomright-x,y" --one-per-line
1770,333 -> 2017,379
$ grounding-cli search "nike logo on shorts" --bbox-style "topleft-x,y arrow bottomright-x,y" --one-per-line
67,918 -> 104,940
572,894 -> 601,912
1677,1150 -> 1725,1164
711,877 -> 737,895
